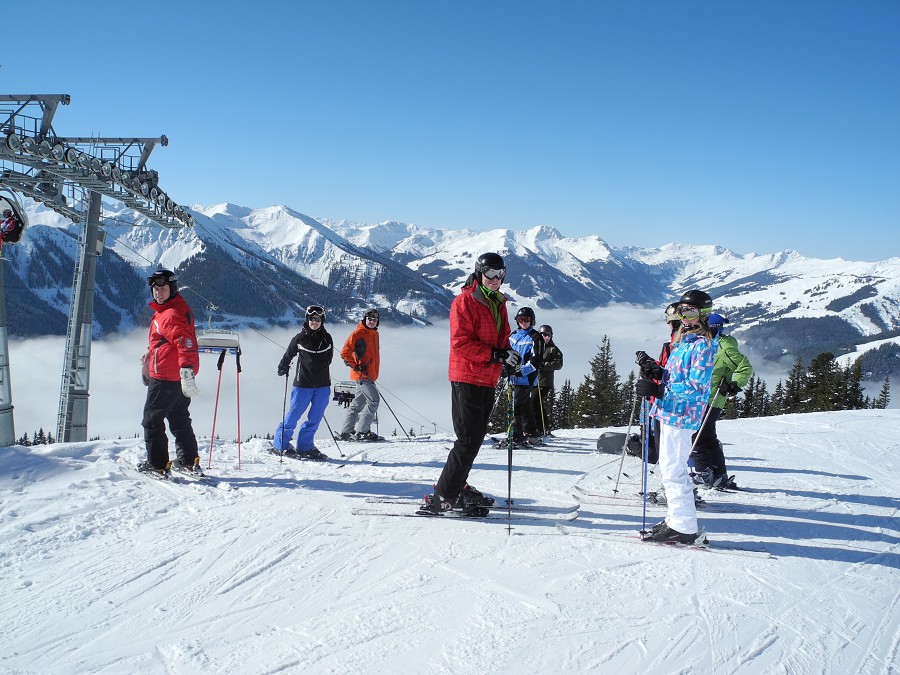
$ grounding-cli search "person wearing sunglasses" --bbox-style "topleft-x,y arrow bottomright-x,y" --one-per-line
635,289 -> 718,544
500,306 -> 546,448
338,308 -> 384,442
536,325 -> 564,437
689,313 -> 753,490
138,268 -> 201,478
424,252 -> 520,516
272,305 -> 334,460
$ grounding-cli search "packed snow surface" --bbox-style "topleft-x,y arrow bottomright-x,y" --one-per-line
2,409 -> 899,674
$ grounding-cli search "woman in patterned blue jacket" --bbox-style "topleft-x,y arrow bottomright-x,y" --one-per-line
636,290 -> 718,544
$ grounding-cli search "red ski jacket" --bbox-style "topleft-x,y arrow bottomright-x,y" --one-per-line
145,293 -> 200,381
448,284 -> 511,388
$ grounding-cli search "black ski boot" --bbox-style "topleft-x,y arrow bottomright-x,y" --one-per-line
137,460 -> 171,478
455,483 -> 494,507
422,492 -> 453,515
642,523 -> 700,545
454,490 -> 490,517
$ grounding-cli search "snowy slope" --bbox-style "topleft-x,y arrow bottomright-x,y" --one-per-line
2,410 -> 898,674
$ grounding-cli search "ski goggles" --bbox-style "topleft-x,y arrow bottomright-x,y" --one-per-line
149,277 -> 170,287
364,311 -> 380,321
306,305 -> 325,320
481,267 -> 506,280
675,305 -> 711,320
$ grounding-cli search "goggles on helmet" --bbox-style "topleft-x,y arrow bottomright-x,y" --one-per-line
306,305 -> 325,320
481,267 -> 506,280
149,277 -> 170,288
676,304 -> 711,320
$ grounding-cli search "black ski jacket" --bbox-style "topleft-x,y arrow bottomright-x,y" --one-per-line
279,326 -> 334,388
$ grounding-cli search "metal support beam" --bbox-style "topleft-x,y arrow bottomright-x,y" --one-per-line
0,258 -> 15,446
57,191 -> 101,442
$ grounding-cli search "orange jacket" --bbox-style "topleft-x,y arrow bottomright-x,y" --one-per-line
341,321 -> 380,382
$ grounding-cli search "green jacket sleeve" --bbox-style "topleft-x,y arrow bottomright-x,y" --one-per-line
709,334 -> 753,408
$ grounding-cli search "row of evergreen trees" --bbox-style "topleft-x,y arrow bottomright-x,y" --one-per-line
16,429 -> 56,446
488,336 -> 892,435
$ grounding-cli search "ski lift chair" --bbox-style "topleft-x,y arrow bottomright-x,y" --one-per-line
0,190 -> 28,245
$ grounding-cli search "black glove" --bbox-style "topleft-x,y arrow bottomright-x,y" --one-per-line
635,350 -> 655,368
353,363 -> 368,373
529,353 -> 543,369
635,351 -> 663,379
277,365 -> 288,377
491,348 -> 521,370
636,378 -> 663,399
718,379 -> 742,396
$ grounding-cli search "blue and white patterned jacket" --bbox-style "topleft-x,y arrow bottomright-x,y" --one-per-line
650,332 -> 718,430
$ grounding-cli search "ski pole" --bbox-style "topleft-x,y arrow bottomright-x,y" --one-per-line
536,380 -> 546,437
321,414 -> 345,457
378,389 -> 412,441
235,348 -> 242,470
612,387 -> 640,495
207,350 -> 227,469
278,373 -> 289,463
506,375 -> 515,534
640,398 -> 650,533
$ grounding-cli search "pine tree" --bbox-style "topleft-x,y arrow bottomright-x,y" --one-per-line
873,376 -> 891,409
572,336 -> 623,427
840,361 -> 866,410
806,352 -> 840,412
783,358 -> 806,413
35,428 -> 47,445
554,379 -> 575,430
770,381 -> 786,416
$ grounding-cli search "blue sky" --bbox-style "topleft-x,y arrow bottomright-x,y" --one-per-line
5,1 -> 898,261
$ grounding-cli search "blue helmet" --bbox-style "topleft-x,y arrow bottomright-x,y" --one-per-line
707,313 -> 729,334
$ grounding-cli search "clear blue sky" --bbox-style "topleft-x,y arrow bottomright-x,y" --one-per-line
6,1 -> 899,261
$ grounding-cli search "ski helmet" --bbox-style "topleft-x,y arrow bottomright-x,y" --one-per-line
678,289 -> 713,311
475,252 -> 505,282
363,308 -> 380,327
515,307 -> 536,324
147,268 -> 178,297
707,313 -> 728,335
538,324 -> 553,337
664,303 -> 679,324
306,304 -> 326,324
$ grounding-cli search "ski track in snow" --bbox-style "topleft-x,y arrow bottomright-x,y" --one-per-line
1,410 -> 899,673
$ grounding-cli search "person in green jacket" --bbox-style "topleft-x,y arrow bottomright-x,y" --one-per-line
690,313 -> 753,489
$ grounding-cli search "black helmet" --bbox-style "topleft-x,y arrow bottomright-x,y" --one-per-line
538,324 -> 553,336
306,304 -> 326,323
147,268 -> 178,297
515,307 -> 536,323
475,252 -> 505,281
678,289 -> 713,311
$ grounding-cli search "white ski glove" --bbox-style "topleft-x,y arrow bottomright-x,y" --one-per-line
180,367 -> 199,398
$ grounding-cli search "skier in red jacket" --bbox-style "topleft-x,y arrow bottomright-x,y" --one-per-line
424,252 -> 521,516
139,268 -> 201,476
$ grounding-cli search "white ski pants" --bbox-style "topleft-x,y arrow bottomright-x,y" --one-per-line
658,421 -> 699,535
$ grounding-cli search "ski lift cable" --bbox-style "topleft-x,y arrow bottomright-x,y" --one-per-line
376,382 -> 452,434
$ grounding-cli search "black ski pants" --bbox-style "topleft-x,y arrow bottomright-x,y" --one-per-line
435,381 -> 496,501
511,384 -> 540,440
142,378 -> 199,470
690,407 -> 726,478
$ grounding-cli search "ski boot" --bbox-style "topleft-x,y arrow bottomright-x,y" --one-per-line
641,522 -> 700,545
455,483 -> 494,507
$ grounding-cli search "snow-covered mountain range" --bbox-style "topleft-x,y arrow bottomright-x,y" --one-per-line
4,199 -> 900,372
